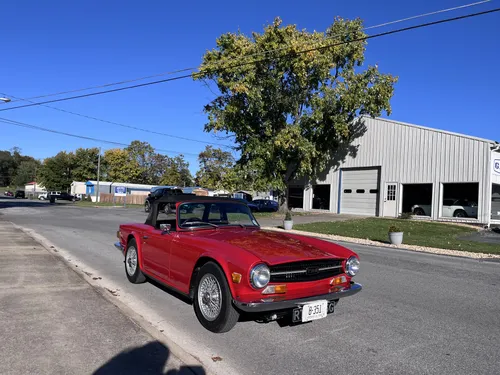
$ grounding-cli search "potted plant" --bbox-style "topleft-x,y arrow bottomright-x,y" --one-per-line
283,210 -> 293,230
388,225 -> 404,245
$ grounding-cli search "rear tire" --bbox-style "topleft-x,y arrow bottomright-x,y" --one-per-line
413,208 -> 425,216
193,262 -> 239,333
125,239 -> 146,284
453,209 -> 468,218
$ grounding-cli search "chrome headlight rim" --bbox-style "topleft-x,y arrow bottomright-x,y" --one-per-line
346,256 -> 360,276
250,263 -> 270,289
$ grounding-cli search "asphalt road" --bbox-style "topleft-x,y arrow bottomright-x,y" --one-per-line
1,198 -> 499,375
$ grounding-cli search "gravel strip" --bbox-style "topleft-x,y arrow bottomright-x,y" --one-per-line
261,226 -> 500,259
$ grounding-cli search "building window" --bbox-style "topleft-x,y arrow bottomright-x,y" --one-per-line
441,183 -> 479,219
386,184 -> 396,201
312,184 -> 330,210
369,189 -> 378,194
344,189 -> 352,193
356,189 -> 365,194
403,184 -> 432,216
288,186 -> 304,209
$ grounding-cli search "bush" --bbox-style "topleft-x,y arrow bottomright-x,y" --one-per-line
398,212 -> 413,220
388,225 -> 402,233
284,210 -> 292,221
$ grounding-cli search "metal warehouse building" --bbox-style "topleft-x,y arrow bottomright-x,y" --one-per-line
288,117 -> 500,226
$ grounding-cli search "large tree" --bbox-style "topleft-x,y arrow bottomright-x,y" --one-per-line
72,147 -> 101,182
38,151 -> 74,191
12,159 -> 41,187
194,17 -> 397,207
104,148 -> 140,183
196,146 -> 238,190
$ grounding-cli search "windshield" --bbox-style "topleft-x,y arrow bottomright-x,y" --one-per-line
178,201 -> 259,229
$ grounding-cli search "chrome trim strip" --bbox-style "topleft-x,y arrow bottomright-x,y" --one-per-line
270,265 -> 342,276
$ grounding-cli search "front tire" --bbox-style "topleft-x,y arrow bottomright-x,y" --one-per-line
144,201 -> 151,213
193,262 -> 239,333
413,208 -> 425,216
453,209 -> 468,218
125,239 -> 146,284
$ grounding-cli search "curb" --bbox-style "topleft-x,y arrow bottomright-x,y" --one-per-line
261,226 -> 500,260
11,222 -> 210,375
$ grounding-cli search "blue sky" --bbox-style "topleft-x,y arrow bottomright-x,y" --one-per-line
1,0 -> 499,174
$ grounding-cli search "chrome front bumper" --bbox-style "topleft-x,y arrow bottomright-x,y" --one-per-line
233,282 -> 362,313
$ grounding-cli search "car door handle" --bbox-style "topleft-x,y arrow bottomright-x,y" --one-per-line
143,235 -> 149,239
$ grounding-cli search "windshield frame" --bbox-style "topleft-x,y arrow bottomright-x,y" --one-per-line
176,201 -> 260,231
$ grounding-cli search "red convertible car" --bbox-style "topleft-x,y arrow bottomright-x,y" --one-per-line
115,195 -> 362,333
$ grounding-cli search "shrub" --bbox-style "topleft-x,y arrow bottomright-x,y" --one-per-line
398,212 -> 413,220
388,225 -> 402,233
284,210 -> 292,221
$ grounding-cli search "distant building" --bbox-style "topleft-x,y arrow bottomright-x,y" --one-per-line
24,182 -> 46,194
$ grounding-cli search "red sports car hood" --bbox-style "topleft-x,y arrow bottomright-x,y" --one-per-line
196,228 -> 345,264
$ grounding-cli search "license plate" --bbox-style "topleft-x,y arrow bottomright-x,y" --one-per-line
300,300 -> 328,322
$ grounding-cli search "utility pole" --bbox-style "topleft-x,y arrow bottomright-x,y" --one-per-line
96,148 -> 101,203
33,165 -> 36,197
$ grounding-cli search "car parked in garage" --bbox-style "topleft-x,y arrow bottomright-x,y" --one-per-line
115,195 -> 362,333
412,198 -> 478,218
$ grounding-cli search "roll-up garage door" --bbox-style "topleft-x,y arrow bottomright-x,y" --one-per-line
340,168 -> 379,215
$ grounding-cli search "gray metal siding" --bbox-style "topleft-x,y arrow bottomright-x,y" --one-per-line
300,117 -> 493,222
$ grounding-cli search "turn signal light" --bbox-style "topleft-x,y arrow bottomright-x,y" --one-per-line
262,284 -> 287,295
231,272 -> 242,284
116,231 -> 120,239
331,276 -> 347,285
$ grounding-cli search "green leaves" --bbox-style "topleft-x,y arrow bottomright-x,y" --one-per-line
195,17 -> 397,199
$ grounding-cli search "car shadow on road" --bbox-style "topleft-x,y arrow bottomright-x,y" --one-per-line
92,341 -> 205,375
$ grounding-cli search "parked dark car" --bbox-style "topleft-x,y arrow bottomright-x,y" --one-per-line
252,199 -> 279,212
54,192 -> 78,201
15,190 -> 25,199
234,198 -> 259,212
145,187 -> 184,212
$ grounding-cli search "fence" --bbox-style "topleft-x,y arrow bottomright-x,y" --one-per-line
100,193 -> 146,205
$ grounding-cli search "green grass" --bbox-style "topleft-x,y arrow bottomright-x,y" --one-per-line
294,218 -> 500,254
253,211 -> 310,218
75,201 -> 142,208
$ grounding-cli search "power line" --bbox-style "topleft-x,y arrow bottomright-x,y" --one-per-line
1,7 -> 499,112
0,117 -> 200,157
0,92 -> 233,148
5,0 -> 491,105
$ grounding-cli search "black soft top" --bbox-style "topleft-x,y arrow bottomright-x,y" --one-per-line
145,194 -> 247,226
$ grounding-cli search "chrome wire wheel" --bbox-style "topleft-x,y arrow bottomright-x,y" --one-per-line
126,246 -> 138,276
197,274 -> 222,321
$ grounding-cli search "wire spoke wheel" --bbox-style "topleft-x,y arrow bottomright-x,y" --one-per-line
197,274 -> 222,321
125,246 -> 138,276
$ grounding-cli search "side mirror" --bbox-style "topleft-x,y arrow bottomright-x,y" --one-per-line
160,223 -> 171,234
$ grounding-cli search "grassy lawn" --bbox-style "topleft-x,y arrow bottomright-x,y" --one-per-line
294,218 -> 500,254
253,211 -> 309,218
75,201 -> 142,208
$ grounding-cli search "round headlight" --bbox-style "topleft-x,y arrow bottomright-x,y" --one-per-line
250,264 -> 270,289
346,256 -> 360,276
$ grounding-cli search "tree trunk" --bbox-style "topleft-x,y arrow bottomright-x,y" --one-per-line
278,191 -> 288,213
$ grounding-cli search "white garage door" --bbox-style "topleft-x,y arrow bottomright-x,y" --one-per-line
340,169 -> 379,215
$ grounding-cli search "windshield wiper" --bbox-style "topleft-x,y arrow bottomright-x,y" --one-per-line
182,221 -> 219,228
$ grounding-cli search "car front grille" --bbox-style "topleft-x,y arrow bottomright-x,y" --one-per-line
269,259 -> 344,282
